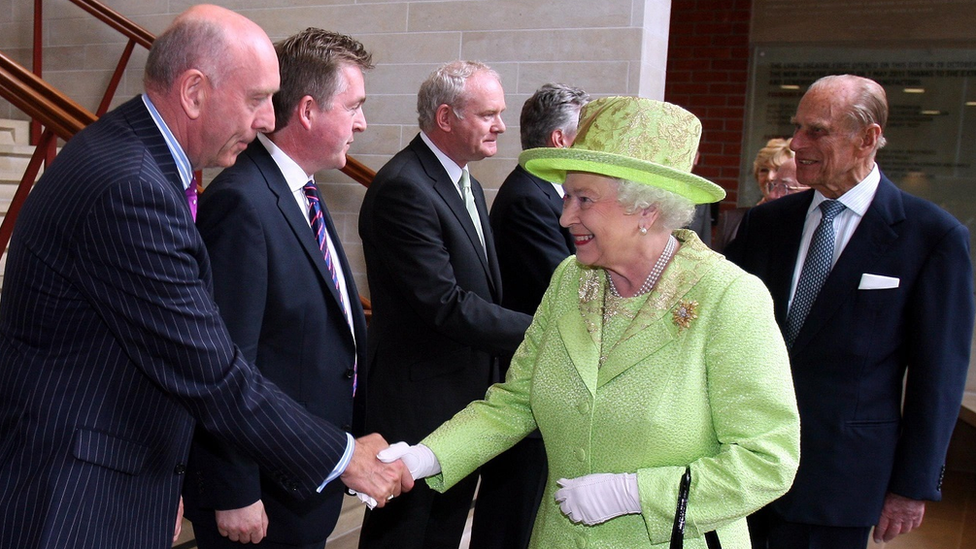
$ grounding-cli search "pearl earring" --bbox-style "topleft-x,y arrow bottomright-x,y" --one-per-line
639,226 -> 648,235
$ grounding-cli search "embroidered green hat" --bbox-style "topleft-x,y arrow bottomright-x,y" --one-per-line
519,96 -> 725,204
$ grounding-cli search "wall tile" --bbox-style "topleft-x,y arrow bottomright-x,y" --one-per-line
408,0 -> 633,32
461,28 -> 642,63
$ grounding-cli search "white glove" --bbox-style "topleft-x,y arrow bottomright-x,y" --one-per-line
554,473 -> 641,525
377,442 -> 441,480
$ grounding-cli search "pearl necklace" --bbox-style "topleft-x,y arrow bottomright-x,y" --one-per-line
606,235 -> 677,298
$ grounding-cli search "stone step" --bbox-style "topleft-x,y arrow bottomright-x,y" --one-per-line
0,144 -> 47,175
0,119 -> 30,146
1,182 -> 22,201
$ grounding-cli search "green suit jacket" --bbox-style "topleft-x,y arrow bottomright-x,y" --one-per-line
423,230 -> 800,549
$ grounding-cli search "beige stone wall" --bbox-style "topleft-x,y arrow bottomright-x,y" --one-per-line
0,0 -> 671,292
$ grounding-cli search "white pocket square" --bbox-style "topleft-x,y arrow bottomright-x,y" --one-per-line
859,273 -> 900,290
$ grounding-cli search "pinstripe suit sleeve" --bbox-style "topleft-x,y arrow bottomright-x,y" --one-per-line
70,154 -> 347,499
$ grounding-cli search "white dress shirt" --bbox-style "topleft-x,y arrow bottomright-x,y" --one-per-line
788,164 -> 881,307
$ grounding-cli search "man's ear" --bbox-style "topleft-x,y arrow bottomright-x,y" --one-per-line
549,129 -> 569,148
178,69 -> 207,120
298,95 -> 316,130
858,124 -> 883,155
435,104 -> 454,132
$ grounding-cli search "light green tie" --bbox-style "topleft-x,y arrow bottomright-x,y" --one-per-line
459,169 -> 486,253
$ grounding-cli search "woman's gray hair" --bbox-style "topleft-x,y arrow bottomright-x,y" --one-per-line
614,178 -> 696,231
417,61 -> 498,132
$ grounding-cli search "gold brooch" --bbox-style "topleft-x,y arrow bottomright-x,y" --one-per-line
672,300 -> 698,330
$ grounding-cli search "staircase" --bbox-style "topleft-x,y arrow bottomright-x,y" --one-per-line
0,118 -> 36,290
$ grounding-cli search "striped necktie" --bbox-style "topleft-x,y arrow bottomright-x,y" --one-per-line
303,181 -> 357,394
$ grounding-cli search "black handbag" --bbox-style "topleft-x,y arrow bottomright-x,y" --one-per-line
669,468 -> 722,549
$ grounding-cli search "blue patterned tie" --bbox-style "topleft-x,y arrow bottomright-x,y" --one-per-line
785,200 -> 846,347
303,181 -> 356,394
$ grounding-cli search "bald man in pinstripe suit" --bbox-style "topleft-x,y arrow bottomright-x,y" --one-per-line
0,6 -> 408,549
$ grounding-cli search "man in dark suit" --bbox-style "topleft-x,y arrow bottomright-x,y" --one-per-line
357,60 -> 533,549
472,82 -> 587,549
182,29 -> 374,549
725,74 -> 974,549
0,8 -> 407,549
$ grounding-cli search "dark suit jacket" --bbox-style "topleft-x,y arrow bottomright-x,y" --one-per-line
489,164 -> 575,317
0,97 -> 349,549
358,135 -> 532,444
725,174 -> 974,526
182,140 -> 367,544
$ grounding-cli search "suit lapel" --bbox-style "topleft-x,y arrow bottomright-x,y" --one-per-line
556,309 -> 600,396
411,137 -> 498,294
121,96 -> 183,199
763,193 -> 811,325
597,231 -> 711,387
526,167 -> 575,252
247,142 -> 354,336
791,177 -> 903,350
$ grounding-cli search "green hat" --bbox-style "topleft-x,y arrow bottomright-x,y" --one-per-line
520,96 -> 725,204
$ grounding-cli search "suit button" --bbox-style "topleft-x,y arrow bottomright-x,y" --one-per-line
575,448 -> 586,462
342,424 -> 352,432
344,368 -> 355,379
174,463 -> 186,475
578,401 -> 590,414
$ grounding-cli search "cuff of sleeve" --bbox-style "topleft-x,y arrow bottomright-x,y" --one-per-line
318,432 -> 355,493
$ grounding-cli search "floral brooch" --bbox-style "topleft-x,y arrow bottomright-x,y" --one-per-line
672,300 -> 698,330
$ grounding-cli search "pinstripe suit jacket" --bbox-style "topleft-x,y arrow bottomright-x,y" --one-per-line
0,96 -> 348,549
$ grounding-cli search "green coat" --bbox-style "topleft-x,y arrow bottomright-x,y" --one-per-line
423,230 -> 800,549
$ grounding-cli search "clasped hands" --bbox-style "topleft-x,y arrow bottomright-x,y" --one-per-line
359,440 -> 641,526
353,440 -> 441,508
340,434 -> 415,509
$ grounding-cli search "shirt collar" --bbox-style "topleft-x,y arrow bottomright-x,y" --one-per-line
420,131 -> 465,186
257,133 -> 312,193
141,94 -> 194,190
808,163 -> 880,218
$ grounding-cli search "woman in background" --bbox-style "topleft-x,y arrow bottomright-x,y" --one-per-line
713,138 -> 806,252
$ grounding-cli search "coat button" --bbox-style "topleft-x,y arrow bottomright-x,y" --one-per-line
344,368 -> 355,379
578,401 -> 590,414
575,448 -> 586,462
174,463 -> 186,475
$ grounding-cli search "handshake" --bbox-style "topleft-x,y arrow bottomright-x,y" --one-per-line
339,434 -> 441,509
341,435 -> 642,526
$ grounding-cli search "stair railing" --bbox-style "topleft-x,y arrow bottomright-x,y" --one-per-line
4,0 -> 374,314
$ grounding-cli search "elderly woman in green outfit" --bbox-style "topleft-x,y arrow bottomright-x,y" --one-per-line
380,97 -> 800,549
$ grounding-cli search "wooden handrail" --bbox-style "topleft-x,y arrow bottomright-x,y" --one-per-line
4,1 -> 376,322
0,51 -> 96,140
68,0 -> 153,50
63,0 -> 376,188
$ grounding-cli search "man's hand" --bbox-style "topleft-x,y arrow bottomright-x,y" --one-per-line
341,433 -> 414,508
173,496 -> 184,544
873,492 -> 925,543
215,500 -> 268,544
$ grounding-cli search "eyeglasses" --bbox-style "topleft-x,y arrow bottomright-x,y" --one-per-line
766,179 -> 808,195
